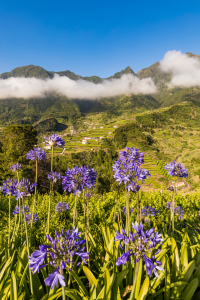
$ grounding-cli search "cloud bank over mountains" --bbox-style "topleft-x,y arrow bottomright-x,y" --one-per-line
160,50 -> 200,87
0,50 -> 200,100
0,73 -> 157,99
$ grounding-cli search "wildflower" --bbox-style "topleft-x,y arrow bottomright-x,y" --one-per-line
141,206 -> 159,217
48,171 -> 61,183
112,147 -> 150,192
1,179 -> 17,195
29,228 -> 89,289
12,205 -> 29,215
26,213 -> 39,224
26,148 -> 46,161
12,178 -> 37,200
62,166 -> 97,195
115,221 -> 163,278
164,161 -> 188,178
10,163 -> 22,172
56,202 -> 69,212
44,134 -> 65,148
174,206 -> 184,220
122,206 -> 134,215
85,193 -> 92,198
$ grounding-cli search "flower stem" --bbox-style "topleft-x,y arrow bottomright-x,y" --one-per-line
8,193 -> 11,256
47,146 -> 54,235
125,189 -> 130,235
30,158 -> 38,243
83,191 -> 89,266
129,260 -> 140,300
60,267 -> 66,300
73,194 -> 77,228
172,179 -> 176,233
87,193 -> 90,232
22,197 -> 33,295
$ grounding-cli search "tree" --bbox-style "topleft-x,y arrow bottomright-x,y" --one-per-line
0,125 -> 37,179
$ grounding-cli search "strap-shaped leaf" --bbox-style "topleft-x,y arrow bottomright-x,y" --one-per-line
70,270 -> 89,297
180,278 -> 198,300
83,266 -> 101,295
137,276 -> 149,300
179,260 -> 195,282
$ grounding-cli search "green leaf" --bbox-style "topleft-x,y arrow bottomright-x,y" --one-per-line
179,260 -> 195,282
70,270 -> 89,297
10,271 -> 18,300
83,266 -> 101,295
165,255 -> 171,300
180,278 -> 198,300
171,238 -> 179,283
137,276 -> 149,300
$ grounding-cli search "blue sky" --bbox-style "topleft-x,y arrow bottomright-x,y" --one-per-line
0,0 -> 200,77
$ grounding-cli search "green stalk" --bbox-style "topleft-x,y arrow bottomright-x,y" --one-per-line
8,193 -> 11,256
47,146 -> 54,235
118,190 -> 121,222
87,194 -> 90,232
172,179 -> 176,233
30,158 -> 38,244
129,260 -> 140,300
83,191 -> 89,263
125,189 -> 130,235
73,194 -> 77,228
60,266 -> 66,300
22,197 -> 33,295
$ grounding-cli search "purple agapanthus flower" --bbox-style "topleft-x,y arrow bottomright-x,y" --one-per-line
62,166 -> 97,195
164,161 -> 188,178
10,163 -> 22,172
26,148 -> 46,161
12,205 -> 29,215
56,202 -> 69,212
28,228 -> 89,289
122,206 -> 134,215
141,206 -> 159,217
112,147 -> 150,192
44,134 -> 65,148
26,213 -> 39,224
115,221 -> 163,278
44,268 -> 66,289
85,193 -> 92,199
1,179 -> 17,195
12,178 -> 37,200
174,206 -> 184,220
48,171 -> 61,183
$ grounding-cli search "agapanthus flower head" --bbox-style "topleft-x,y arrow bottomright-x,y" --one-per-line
10,163 -> 22,172
119,147 -> 144,166
166,202 -> 176,209
44,134 -> 65,148
56,202 -> 69,212
26,213 -> 39,224
122,206 -> 134,215
174,206 -> 184,220
85,193 -> 92,199
141,206 -> 159,217
164,161 -> 188,178
1,179 -> 18,195
29,228 -> 89,289
48,171 -> 61,183
115,221 -> 163,278
112,147 -> 150,192
12,205 -> 29,215
62,166 -> 97,195
26,148 -> 46,161
12,178 -> 37,200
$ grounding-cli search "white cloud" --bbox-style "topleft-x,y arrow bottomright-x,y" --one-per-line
160,50 -> 200,87
0,73 -> 157,99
